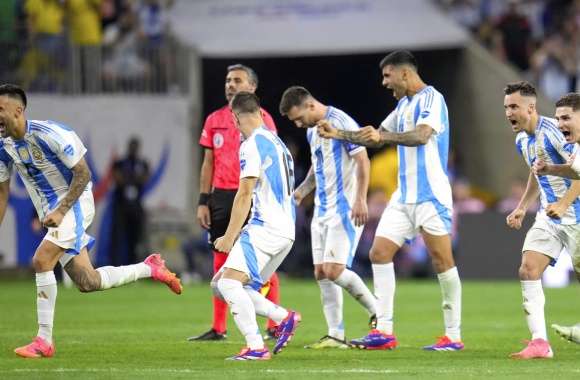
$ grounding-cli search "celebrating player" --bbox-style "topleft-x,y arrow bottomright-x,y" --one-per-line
190,64 -> 281,341
212,92 -> 300,360
279,86 -> 376,349
317,50 -> 463,351
504,82 -> 580,359
0,84 -> 181,359
531,92 -> 580,345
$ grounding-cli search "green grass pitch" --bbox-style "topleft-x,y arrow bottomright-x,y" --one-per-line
1,278 -> 579,379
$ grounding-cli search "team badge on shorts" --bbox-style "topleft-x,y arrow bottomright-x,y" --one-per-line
213,133 -> 224,148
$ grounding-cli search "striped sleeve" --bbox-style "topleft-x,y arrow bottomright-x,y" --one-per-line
0,144 -> 13,182
380,110 -> 398,132
29,121 -> 87,169
416,89 -> 445,134
332,110 -> 365,156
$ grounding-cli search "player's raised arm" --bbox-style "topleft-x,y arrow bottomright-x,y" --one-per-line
546,180 -> 580,219
318,122 -> 433,148
43,157 -> 91,228
0,179 -> 10,225
533,160 -> 580,179
293,166 -> 315,206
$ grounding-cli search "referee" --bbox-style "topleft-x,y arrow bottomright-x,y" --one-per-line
188,64 -> 281,341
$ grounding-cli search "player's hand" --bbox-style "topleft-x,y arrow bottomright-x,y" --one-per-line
214,235 -> 235,254
532,159 -> 548,176
42,209 -> 65,228
351,198 -> 368,227
506,207 -> 525,229
546,202 -> 567,219
197,205 -> 211,229
358,126 -> 381,145
317,119 -> 338,139
293,191 -> 303,206
567,153 -> 576,165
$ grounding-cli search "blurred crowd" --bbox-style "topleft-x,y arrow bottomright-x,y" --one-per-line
438,0 -> 580,101
0,0 -> 175,92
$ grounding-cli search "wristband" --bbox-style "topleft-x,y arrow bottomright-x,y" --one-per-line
198,192 -> 210,206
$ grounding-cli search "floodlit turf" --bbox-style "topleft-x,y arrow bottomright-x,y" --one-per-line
1,278 -> 579,379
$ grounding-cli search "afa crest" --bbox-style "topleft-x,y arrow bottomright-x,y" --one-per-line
17,147 -> 30,162
31,146 -> 43,161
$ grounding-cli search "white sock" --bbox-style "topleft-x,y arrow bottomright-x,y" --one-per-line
318,279 -> 344,340
521,280 -> 547,340
36,271 -> 57,344
96,263 -> 151,290
246,287 -> 288,324
334,268 -> 377,316
218,278 -> 263,350
437,266 -> 462,341
373,263 -> 395,334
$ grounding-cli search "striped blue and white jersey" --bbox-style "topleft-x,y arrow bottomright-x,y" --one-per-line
307,106 -> 365,219
0,120 -> 93,220
515,116 -> 579,225
380,86 -> 452,209
240,126 -> 296,240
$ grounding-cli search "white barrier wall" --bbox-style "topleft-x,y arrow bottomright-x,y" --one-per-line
0,95 -> 193,268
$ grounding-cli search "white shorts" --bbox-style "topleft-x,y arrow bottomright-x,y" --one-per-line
522,218 -> 580,267
43,196 -> 96,268
311,214 -> 363,267
375,200 -> 452,247
223,225 -> 293,290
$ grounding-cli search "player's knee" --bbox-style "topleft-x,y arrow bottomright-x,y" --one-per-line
369,246 -> 390,263
76,271 -> 101,293
211,278 -> 224,300
313,266 -> 326,280
323,265 -> 344,281
518,262 -> 542,280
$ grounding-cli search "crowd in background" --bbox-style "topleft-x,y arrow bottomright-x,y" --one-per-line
439,0 -> 579,101
0,0 -> 175,92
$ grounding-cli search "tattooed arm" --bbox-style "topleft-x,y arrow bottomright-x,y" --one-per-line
293,166 -> 315,206
318,120 -> 434,148
43,157 -> 92,227
0,179 -> 9,226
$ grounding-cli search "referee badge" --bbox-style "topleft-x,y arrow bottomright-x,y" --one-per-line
213,133 -> 224,148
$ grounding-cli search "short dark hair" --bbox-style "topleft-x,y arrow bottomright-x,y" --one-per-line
279,86 -> 312,115
379,50 -> 418,71
0,84 -> 27,108
504,81 -> 537,97
555,93 -> 580,111
231,92 -> 260,114
227,64 -> 259,87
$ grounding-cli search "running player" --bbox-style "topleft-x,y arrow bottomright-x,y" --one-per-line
0,84 -> 181,359
318,50 -> 463,351
212,92 -> 300,360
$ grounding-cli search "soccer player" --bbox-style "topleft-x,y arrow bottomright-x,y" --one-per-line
532,92 -> 580,345
279,86 -> 376,349
317,50 -> 463,351
503,83 -> 580,359
190,64 -> 281,341
0,84 -> 182,359
212,91 -> 300,360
